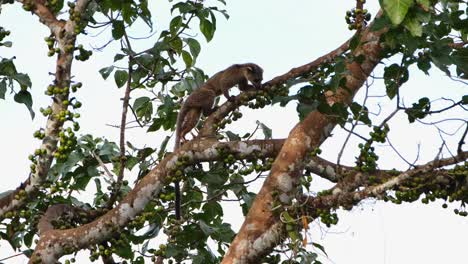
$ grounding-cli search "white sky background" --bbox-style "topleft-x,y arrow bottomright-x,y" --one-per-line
1,0 -> 467,263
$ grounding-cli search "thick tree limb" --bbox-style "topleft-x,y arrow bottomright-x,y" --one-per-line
221,16 -> 387,263
16,0 -> 65,34
0,0 -> 91,217
199,31 -> 354,138
29,139 -> 283,262
305,151 -> 468,214
28,136 -> 464,262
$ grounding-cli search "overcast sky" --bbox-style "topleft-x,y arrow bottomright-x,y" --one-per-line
1,1 -> 467,263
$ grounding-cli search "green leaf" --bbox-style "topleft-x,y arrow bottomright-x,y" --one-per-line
0,80 -> 6,99
383,64 -> 409,99
170,16 -> 183,35
202,201 -> 223,220
0,58 -> 17,76
155,136 -> 169,160
350,102 -> 371,125
14,90 -> 34,119
225,131 -> 241,141
169,37 -> 183,54
73,171 -> 93,191
133,96 -> 153,120
297,103 -> 317,121
462,95 -> 468,105
256,120 -> 272,139
380,0 -> 414,25
403,15 -> 422,36
114,54 -> 125,62
22,249 -> 34,258
1,41 -> 12,47
114,70 -> 128,88
212,223 -> 235,243
99,66 -> 115,80
187,38 -> 201,59
99,141 -> 119,157
451,48 -> 468,78
312,242 -> 328,256
138,0 -> 152,28
199,220 -> 215,236
112,20 -> 125,40
370,15 -> 391,31
417,56 -> 431,74
13,73 -> 32,88
200,18 -> 215,42
181,50 -> 193,68
114,241 -> 134,259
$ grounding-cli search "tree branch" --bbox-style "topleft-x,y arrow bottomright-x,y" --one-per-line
0,0 -> 92,217
199,31 -> 354,138
221,12 -> 387,263
305,151 -> 468,214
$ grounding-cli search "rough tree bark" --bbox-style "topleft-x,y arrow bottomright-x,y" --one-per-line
3,3 -> 463,263
221,16 -> 388,264
0,0 -> 91,216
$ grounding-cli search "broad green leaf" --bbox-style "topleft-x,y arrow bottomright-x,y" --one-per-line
23,230 -> 35,248
297,103 -> 318,121
417,56 -> 431,74
312,242 -> 328,256
225,131 -> 241,141
256,120 -> 272,139
156,136 -> 170,159
138,0 -> 152,28
99,66 -> 114,80
114,70 -> 128,88
13,73 -> 32,88
462,95 -> 468,105
380,0 -> 414,25
200,18 -> 215,42
133,96 -> 153,120
212,223 -> 235,243
202,201 -> 223,220
14,90 -> 34,119
1,41 -> 12,47
403,15 -> 422,36
112,20 -> 125,40
22,249 -> 33,258
451,48 -> 468,77
114,54 -> 125,62
114,241 -> 134,259
0,58 -> 17,76
187,38 -> 201,59
181,50 -> 193,68
199,220 -> 215,236
73,171 -> 94,191
170,16 -> 183,35
99,140 -> 119,156
169,37 -> 183,54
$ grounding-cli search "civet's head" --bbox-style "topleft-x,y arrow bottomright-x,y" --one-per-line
243,63 -> 263,89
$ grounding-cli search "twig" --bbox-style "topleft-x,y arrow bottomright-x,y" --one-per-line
0,252 -> 25,262
337,80 -> 371,169
92,152 -> 115,180
458,122 -> 468,155
107,31 -> 134,208
386,137 -> 416,168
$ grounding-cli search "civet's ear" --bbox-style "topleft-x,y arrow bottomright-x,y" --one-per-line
246,66 -> 253,72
